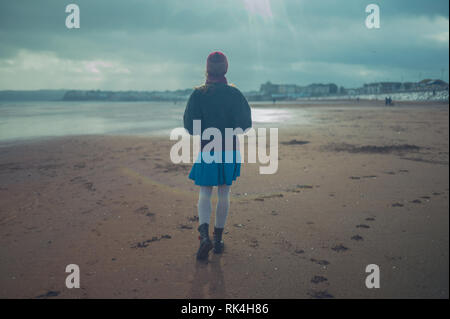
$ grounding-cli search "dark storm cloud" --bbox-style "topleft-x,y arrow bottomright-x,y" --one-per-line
0,0 -> 448,90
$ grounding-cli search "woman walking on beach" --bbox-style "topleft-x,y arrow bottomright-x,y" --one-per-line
184,51 -> 252,260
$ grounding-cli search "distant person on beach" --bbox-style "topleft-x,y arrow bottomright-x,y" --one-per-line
183,51 -> 252,260
385,96 -> 393,106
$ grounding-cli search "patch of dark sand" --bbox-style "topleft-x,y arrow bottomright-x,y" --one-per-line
154,162 -> 190,173
188,215 -> 199,222
311,275 -> 328,284
351,235 -> 364,241
73,162 -> 86,169
331,244 -> 349,252
135,205 -> 152,214
36,290 -> 60,298
391,203 -> 404,207
280,139 -> 310,146
308,290 -> 334,299
365,217 -> 375,221
324,143 -> 421,154
400,157 -> 448,165
249,239 -> 259,248
254,194 -> 284,201
178,224 -> 193,230
356,224 -> 370,229
310,258 -> 330,266
83,182 -> 96,192
287,184 -> 314,192
131,235 -> 172,248
410,199 -> 422,204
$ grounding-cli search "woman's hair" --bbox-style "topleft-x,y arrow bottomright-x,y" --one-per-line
194,71 -> 213,92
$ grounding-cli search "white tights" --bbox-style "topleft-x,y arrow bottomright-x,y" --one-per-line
198,185 -> 231,228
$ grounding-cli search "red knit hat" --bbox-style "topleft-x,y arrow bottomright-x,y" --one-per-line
206,51 -> 228,76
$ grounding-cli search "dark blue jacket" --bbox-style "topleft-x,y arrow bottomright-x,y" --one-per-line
183,83 -> 252,151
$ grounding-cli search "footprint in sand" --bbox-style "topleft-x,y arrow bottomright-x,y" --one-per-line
356,224 -> 370,229
311,275 -> 328,284
188,215 -> 199,222
178,224 -> 193,230
308,290 -> 334,299
365,217 -> 376,221
249,239 -> 259,248
410,199 -> 422,204
331,244 -> 349,252
255,194 -> 284,201
310,258 -> 330,266
36,291 -> 60,299
131,235 -> 172,248
351,235 -> 364,241
83,182 -> 96,192
391,203 -> 404,207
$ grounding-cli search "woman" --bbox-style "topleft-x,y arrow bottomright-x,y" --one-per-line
183,51 -> 252,260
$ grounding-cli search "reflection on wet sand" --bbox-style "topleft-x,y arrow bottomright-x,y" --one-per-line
189,255 -> 226,298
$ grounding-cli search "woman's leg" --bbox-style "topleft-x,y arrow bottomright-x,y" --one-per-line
198,186 -> 213,225
213,184 -> 230,254
215,184 -> 230,228
196,186 -> 213,260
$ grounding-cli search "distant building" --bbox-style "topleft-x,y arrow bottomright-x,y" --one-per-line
259,81 -> 338,98
400,82 -> 418,91
303,83 -> 338,96
260,81 -> 280,96
363,82 -> 402,94
345,88 -> 364,95
418,79 -> 449,90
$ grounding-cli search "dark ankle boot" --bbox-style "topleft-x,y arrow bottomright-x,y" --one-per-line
213,227 -> 224,254
196,223 -> 213,260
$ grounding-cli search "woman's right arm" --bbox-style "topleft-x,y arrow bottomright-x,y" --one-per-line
183,90 -> 201,135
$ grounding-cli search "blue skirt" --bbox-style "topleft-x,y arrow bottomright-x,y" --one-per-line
189,151 -> 241,186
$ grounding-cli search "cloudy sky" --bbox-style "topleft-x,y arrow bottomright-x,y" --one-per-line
0,0 -> 448,91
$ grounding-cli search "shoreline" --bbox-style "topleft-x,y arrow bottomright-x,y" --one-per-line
0,100 -> 447,147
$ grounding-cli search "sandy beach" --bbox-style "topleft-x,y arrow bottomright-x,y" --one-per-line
0,100 -> 448,299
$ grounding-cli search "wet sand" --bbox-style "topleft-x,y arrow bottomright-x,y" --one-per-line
0,101 -> 448,298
